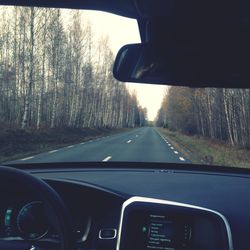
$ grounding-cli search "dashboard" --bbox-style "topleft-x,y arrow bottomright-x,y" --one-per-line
1,167 -> 250,250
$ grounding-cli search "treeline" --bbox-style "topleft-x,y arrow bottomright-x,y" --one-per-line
0,7 -> 147,129
155,87 -> 250,148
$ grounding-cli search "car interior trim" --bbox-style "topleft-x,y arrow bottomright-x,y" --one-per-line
99,228 -> 117,240
79,216 -> 92,242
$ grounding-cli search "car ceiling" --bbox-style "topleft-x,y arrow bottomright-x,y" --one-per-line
0,0 -> 139,18
0,0 -> 178,19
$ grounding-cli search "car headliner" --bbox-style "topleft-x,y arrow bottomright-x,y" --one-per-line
0,0 -> 139,18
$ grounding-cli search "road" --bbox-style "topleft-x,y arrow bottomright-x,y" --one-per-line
7,127 -> 190,164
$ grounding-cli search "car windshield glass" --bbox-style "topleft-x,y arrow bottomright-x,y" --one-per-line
0,6 -> 249,168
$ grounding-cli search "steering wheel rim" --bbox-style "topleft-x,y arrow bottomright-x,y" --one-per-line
0,166 -> 75,250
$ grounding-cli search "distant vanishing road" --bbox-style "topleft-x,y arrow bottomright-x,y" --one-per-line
7,127 -> 191,164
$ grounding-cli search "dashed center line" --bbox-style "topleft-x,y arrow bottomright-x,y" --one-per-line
80,142 -> 85,145
179,157 -> 185,161
170,147 -> 174,149
127,140 -> 132,144
102,156 -> 112,162
136,135 -> 139,137
67,145 -> 74,149
21,156 -> 34,161
174,151 -> 179,154
49,149 -> 58,154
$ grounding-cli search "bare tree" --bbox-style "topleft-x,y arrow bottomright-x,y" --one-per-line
156,86 -> 250,148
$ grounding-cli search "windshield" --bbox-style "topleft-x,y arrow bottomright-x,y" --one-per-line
0,6 -> 249,169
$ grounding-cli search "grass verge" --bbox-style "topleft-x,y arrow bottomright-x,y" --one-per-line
156,127 -> 250,169
0,127 -> 130,163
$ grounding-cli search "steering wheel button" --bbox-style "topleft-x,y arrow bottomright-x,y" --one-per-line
99,228 -> 117,239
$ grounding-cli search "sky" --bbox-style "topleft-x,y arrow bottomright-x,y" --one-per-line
81,10 -> 167,120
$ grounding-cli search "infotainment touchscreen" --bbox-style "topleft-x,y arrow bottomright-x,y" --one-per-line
122,211 -> 192,250
147,214 -> 188,249
118,198 -> 231,250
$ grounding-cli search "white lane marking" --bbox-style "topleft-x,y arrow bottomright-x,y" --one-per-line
157,133 -> 184,160
49,150 -> 58,154
21,156 -> 34,161
136,135 -> 139,137
80,142 -> 85,145
102,156 -> 112,162
160,135 -> 170,145
67,145 -> 74,148
127,140 -> 132,144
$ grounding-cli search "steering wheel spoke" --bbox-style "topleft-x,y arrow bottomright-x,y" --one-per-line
0,240 -> 41,250
0,239 -> 63,250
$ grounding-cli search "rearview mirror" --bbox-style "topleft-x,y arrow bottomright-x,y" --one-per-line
113,43 -> 250,88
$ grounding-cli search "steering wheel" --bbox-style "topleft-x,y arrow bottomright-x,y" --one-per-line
0,166 -> 75,250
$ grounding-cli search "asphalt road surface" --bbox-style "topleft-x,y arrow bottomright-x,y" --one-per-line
7,127 -> 191,164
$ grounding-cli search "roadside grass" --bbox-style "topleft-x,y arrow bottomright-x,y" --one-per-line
157,128 -> 250,169
0,127 -> 130,163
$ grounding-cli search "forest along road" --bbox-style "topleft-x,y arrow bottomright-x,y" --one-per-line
7,127 -> 191,164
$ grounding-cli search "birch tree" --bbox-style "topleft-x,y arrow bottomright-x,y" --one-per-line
0,6 -> 147,131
